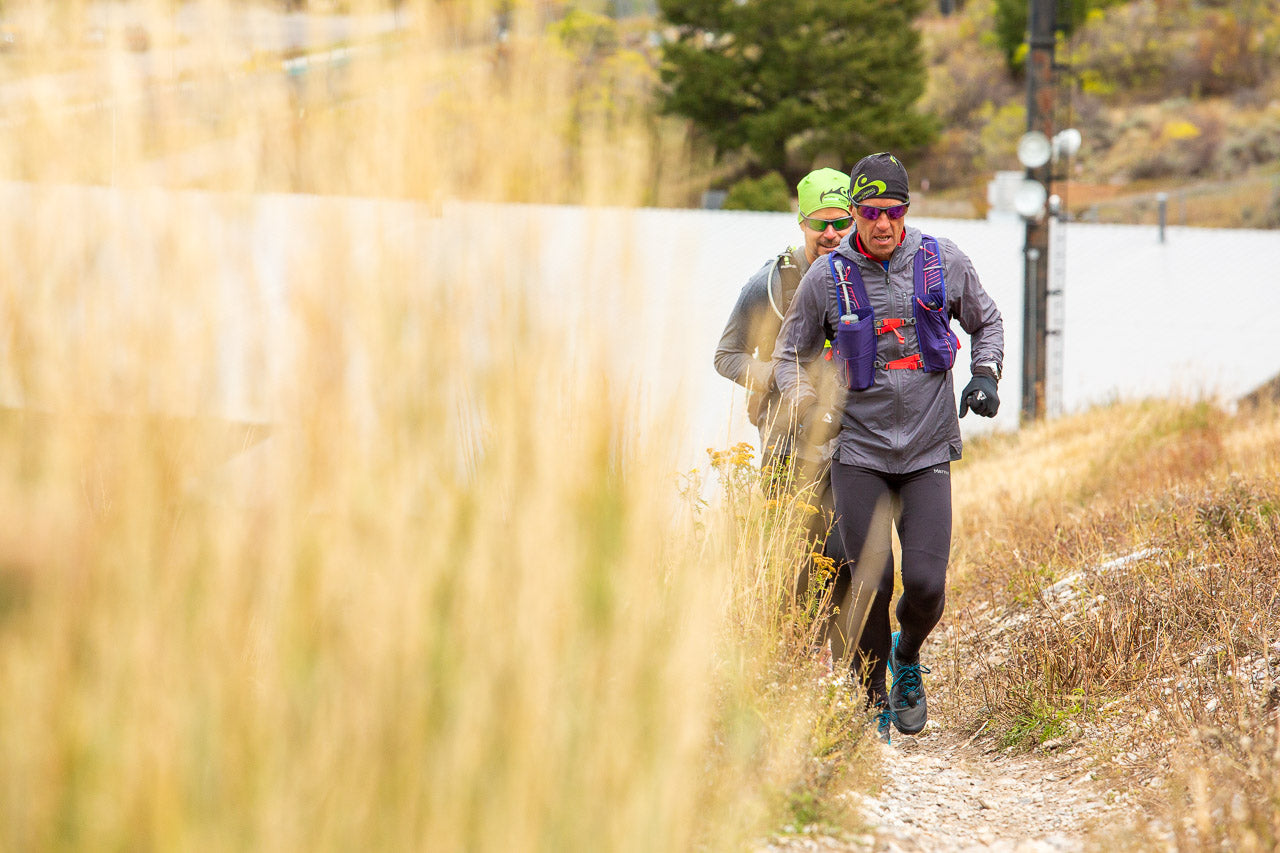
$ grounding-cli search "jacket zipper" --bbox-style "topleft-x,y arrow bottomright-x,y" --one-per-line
885,262 -> 908,456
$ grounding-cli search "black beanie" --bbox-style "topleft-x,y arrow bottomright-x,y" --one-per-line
850,152 -> 910,204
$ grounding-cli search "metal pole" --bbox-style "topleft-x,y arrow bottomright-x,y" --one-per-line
1020,0 -> 1056,422
1021,234 -> 1038,423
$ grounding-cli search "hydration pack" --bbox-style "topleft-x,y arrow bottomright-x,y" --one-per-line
826,235 -> 961,391
747,250 -> 805,427
767,250 -> 804,321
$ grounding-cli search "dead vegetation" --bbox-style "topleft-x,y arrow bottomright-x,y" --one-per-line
941,397 -> 1280,847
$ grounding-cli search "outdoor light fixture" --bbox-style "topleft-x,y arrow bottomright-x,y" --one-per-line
1013,178 -> 1048,219
1053,128 -> 1082,160
1014,131 -> 1052,220
1016,131 -> 1052,169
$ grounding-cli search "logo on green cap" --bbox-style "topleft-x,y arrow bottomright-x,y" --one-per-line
820,186 -> 850,205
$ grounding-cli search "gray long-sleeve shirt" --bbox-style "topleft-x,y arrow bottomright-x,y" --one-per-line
773,226 -> 1004,474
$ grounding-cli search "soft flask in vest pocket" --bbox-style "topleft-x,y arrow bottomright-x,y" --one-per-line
912,296 -> 959,372
912,240 -> 961,372
835,308 -> 877,391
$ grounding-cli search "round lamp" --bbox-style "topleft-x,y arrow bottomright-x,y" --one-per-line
1017,131 -> 1052,169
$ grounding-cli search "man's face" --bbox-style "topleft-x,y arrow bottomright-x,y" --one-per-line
800,206 -> 854,263
854,199 -> 909,262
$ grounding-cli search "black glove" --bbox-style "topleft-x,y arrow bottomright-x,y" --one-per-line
959,369 -> 1000,418
798,402 -> 841,445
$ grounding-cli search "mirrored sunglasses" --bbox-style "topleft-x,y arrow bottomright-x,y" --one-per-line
856,203 -> 910,221
802,215 -> 854,232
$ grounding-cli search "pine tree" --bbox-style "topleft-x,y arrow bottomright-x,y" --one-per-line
657,0 -> 938,183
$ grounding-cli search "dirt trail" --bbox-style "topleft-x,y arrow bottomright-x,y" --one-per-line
765,616 -> 1171,853
848,727 -> 1142,852
766,721 -> 1158,853
839,549 -> 1175,851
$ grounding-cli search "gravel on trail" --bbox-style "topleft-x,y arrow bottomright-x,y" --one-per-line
850,726 -> 1140,852
764,722 -> 1164,853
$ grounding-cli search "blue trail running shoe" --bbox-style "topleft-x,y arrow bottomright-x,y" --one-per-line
888,630 -> 930,735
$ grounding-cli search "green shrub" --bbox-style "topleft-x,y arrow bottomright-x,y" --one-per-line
1070,3 -> 1182,101
1215,112 -> 1280,175
722,172 -> 792,212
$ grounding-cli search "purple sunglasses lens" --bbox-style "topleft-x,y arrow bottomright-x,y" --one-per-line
858,204 -> 909,221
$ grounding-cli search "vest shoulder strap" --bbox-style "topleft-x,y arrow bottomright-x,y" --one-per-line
911,234 -> 961,371
768,250 -> 804,320
914,234 -> 945,305
826,251 -> 869,316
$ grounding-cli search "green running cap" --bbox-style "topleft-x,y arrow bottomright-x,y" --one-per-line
797,167 -> 852,220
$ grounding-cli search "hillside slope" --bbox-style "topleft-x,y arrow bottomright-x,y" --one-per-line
914,1 -> 1280,228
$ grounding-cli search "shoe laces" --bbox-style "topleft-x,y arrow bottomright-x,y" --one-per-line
893,659 -> 930,698
875,708 -> 895,742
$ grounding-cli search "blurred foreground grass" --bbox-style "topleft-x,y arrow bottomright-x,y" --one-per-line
0,2 -> 868,849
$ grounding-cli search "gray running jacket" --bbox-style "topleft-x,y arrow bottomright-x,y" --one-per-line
772,226 -> 1004,474
714,246 -> 808,402
714,247 -> 840,464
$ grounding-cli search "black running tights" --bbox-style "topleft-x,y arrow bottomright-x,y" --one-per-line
829,461 -> 952,705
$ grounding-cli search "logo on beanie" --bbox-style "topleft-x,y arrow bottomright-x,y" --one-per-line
851,174 -> 887,203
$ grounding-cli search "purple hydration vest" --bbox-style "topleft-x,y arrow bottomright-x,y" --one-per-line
827,235 -> 960,392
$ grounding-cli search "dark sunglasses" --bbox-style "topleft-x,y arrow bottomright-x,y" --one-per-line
802,215 -> 854,232
856,203 -> 909,221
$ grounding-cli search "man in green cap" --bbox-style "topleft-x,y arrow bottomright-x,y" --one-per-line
713,167 -> 855,668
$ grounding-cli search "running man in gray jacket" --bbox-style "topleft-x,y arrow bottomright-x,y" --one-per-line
713,167 -> 854,666
773,153 -> 1005,742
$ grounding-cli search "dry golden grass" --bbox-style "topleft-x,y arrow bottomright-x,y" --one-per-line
946,397 -> 1280,847
0,3 -> 872,850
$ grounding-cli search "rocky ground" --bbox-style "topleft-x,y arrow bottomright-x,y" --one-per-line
847,725 -> 1162,853
765,719 -> 1166,853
